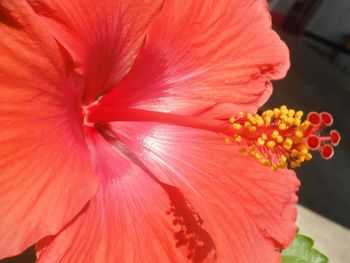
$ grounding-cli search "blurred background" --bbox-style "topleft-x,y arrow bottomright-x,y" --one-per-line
267,0 -> 350,229
2,0 -> 350,262
266,0 -> 350,261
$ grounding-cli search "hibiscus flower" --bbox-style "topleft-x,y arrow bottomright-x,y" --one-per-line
0,0 -> 339,262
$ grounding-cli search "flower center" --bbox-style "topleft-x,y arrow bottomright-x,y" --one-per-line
86,104 -> 340,171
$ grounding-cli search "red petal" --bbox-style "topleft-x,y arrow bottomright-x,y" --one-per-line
100,0 -> 289,115
0,1 -> 98,258
28,0 -> 164,103
116,123 -> 299,262
37,123 -> 299,262
36,130 -> 193,263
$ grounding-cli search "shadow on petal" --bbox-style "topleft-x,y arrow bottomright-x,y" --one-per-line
0,5 -> 22,29
98,125 -> 217,262
162,183 -> 217,262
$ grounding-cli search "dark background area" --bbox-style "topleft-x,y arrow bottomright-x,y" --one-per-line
265,30 -> 350,229
267,0 -> 350,229
1,248 -> 35,263
2,0 -> 349,262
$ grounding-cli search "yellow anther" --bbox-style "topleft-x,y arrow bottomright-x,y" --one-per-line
225,138 -> 232,144
283,144 -> 292,151
291,149 -> 299,158
280,114 -> 288,122
291,161 -> 301,169
288,109 -> 295,117
295,130 -> 304,138
293,119 -> 301,126
257,137 -> 265,146
300,147 -> 308,155
250,117 -> 257,124
262,110 -> 273,117
233,123 -> 242,130
249,126 -> 257,132
239,112 -> 244,117
244,121 -> 251,128
278,123 -> 287,130
283,138 -> 293,150
271,130 -> 279,138
273,108 -> 281,117
256,117 -> 264,127
276,135 -> 283,143
295,111 -> 303,119
299,156 -> 306,162
249,149 -> 256,157
250,145 -> 257,151
266,140 -> 276,149
264,116 -> 272,124
280,105 -> 288,114
261,133 -> 268,140
278,162 -> 287,169
280,155 -> 287,163
229,117 -> 235,124
306,153 -> 312,161
260,159 -> 271,166
301,121 -> 311,129
234,135 -> 242,143
255,152 -> 263,159
287,117 -> 294,125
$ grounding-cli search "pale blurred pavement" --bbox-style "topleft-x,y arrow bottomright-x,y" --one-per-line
297,205 -> 350,262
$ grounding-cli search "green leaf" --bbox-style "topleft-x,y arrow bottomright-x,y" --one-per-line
281,231 -> 328,263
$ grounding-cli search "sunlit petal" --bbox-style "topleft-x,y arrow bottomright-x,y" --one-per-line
0,1 -> 98,257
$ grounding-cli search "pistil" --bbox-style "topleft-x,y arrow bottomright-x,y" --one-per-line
87,103 -> 340,171
86,104 -> 229,134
